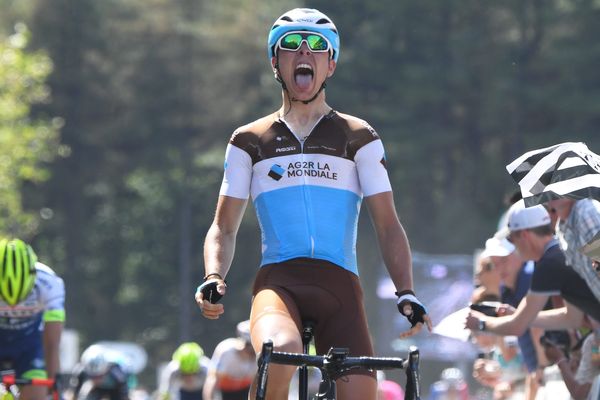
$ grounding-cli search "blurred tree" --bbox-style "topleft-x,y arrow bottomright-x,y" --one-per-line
23,0 -> 296,385
0,23 -> 60,238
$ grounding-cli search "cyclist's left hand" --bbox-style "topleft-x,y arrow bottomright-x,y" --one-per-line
396,290 -> 432,338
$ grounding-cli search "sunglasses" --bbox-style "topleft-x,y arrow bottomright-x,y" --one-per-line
277,31 -> 331,54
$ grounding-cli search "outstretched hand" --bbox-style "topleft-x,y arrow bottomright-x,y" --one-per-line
195,278 -> 227,319
396,290 -> 433,338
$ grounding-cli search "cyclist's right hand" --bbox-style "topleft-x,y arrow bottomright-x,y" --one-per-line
195,277 -> 227,319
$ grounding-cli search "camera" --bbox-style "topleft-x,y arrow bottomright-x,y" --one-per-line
539,330 -> 571,351
469,301 -> 501,317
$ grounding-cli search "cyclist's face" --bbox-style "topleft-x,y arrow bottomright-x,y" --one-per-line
272,42 -> 336,99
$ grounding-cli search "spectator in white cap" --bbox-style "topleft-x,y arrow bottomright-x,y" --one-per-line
466,203 -> 600,336
472,249 -> 502,302
475,235 -> 547,400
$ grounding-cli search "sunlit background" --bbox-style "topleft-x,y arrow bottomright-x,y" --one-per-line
2,0 -> 600,397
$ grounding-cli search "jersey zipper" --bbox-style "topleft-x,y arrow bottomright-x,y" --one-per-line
299,138 -> 315,258
280,114 -> 327,259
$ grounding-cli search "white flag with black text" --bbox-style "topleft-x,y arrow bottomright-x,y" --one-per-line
506,142 -> 600,207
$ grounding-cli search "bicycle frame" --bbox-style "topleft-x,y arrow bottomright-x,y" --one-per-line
256,340 -> 421,400
0,370 -> 58,400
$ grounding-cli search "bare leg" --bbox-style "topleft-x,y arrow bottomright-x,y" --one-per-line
20,385 -> 47,400
249,289 -> 302,400
336,374 -> 377,400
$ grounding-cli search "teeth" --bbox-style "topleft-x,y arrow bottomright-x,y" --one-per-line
296,63 -> 313,71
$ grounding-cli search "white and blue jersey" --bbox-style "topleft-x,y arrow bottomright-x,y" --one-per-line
220,110 -> 392,275
0,262 -> 65,372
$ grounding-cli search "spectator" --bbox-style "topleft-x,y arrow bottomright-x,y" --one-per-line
471,253 -> 502,303
376,371 -> 404,400
545,198 -> 600,302
469,291 -> 527,399
542,317 -> 600,400
429,368 -> 469,400
475,236 -> 547,399
466,204 -> 600,336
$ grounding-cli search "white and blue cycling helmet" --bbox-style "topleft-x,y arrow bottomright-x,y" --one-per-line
267,8 -> 340,62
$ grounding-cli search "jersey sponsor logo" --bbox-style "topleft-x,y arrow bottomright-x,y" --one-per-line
360,120 -> 377,136
268,164 -> 285,181
0,316 -> 39,330
275,146 -> 297,153
286,161 -> 338,180
0,302 -> 44,318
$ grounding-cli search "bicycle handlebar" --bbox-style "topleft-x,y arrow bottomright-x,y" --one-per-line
256,340 -> 421,400
1,376 -> 55,388
1,372 -> 59,400
270,350 -> 408,370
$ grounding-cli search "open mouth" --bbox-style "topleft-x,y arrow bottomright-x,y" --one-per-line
294,63 -> 313,90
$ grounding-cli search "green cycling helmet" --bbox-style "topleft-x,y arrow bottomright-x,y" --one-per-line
173,342 -> 203,374
0,238 -> 37,306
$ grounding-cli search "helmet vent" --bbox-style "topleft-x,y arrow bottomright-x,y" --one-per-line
316,18 -> 331,25
280,16 -> 293,22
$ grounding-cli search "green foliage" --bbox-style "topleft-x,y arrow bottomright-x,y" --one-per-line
0,23 -> 59,237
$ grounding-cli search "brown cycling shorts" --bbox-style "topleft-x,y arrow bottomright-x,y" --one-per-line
252,258 -> 375,377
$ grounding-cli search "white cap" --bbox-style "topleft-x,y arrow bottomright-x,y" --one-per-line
495,200 -> 525,239
507,204 -> 551,232
480,237 -> 515,258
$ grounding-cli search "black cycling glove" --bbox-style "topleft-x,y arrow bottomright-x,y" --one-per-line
396,290 -> 428,328
196,273 -> 226,304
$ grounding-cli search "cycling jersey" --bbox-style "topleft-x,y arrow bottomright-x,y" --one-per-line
208,338 -> 256,394
0,262 -> 64,377
72,363 -> 129,400
158,357 -> 210,400
0,262 -> 65,346
220,110 -> 391,274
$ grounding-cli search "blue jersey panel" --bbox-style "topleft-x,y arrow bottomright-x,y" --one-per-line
255,185 -> 361,274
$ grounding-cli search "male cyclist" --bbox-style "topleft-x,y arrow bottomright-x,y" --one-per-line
0,238 -> 65,400
70,345 -> 130,400
196,8 -> 431,400
202,320 -> 256,400
157,342 -> 209,400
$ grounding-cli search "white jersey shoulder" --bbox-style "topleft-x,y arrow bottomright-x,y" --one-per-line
211,337 -> 256,378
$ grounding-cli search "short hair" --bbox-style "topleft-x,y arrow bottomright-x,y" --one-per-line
526,224 -> 554,237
